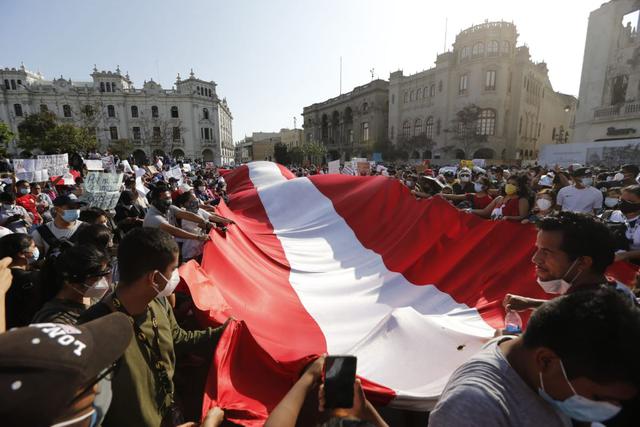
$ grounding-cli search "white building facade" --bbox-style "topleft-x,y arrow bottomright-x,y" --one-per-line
573,1 -> 640,143
389,21 -> 576,162
0,65 -> 234,165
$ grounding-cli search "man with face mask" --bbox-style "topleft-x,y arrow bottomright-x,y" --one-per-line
504,212 -> 636,312
14,179 -> 42,225
612,185 -> 640,264
556,168 -> 603,214
429,288 -> 640,427
452,168 -> 474,195
78,228 -> 229,427
30,194 -> 87,255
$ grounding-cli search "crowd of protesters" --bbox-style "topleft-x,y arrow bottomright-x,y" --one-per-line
0,152 -> 639,426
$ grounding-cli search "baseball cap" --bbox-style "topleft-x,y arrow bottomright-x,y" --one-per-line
0,312 -> 133,426
52,194 -> 88,208
571,167 -> 591,178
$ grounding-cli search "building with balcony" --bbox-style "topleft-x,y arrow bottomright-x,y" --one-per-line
302,80 -> 389,161
389,21 -> 576,162
0,64 -> 234,165
574,1 -> 640,143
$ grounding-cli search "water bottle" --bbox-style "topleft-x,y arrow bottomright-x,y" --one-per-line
504,310 -> 522,334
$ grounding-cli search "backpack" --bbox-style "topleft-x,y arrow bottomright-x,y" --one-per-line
36,223 -> 88,258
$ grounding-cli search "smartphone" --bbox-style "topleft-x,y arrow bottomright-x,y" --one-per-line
323,355 -> 357,409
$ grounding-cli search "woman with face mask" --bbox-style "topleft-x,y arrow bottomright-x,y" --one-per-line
613,185 -> 640,264
440,176 -> 494,209
472,174 -> 532,221
522,189 -> 557,224
0,233 -> 44,329
32,244 -> 111,325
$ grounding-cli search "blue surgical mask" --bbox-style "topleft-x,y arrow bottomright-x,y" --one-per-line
61,209 -> 80,223
27,247 -> 39,264
19,188 -> 30,195
538,360 -> 621,422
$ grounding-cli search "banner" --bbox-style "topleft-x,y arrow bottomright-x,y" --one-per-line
82,172 -> 123,210
37,154 -> 68,177
327,160 -> 340,174
84,160 -> 103,171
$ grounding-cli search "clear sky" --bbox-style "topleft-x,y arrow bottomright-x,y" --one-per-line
1,0 -> 606,141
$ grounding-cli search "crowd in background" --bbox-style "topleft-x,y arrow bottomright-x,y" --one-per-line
0,153 -> 639,426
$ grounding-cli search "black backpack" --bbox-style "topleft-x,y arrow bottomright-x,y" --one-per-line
36,223 -> 88,258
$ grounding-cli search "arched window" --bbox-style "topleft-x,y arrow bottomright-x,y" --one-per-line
203,108 -> 209,120
402,121 -> 411,138
416,88 -> 422,99
362,102 -> 369,113
430,84 -> 436,97
410,90 -> 415,101
414,118 -> 423,136
151,105 -> 159,118
423,87 -> 428,98
488,40 -> 499,56
404,91 -> 408,103
131,106 -> 139,118
501,40 -> 511,54
472,42 -> 485,57
63,104 -> 72,118
13,104 -> 23,117
461,46 -> 470,60
107,105 -> 115,118
425,117 -> 434,139
170,106 -> 179,118
477,109 -> 496,136
197,86 -> 201,95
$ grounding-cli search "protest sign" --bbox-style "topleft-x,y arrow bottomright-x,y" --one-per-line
135,168 -> 146,178
164,166 -> 183,182
182,163 -> 192,172
121,160 -> 133,173
328,160 -> 340,174
205,162 -> 215,169
342,164 -> 354,175
146,165 -> 158,174
85,159 -> 103,171
82,172 -> 124,210
472,159 -> 486,168
101,155 -> 115,172
356,162 -> 370,175
372,152 -> 383,162
37,154 -> 68,177
135,176 -> 149,197
460,160 -> 474,169
12,159 -> 41,173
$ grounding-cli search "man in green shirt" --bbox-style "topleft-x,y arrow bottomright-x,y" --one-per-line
79,227 -> 227,426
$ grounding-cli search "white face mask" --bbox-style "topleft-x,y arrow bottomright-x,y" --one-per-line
460,175 -> 471,183
535,198 -> 553,211
473,183 -> 484,193
152,269 -> 180,298
536,259 -> 582,294
604,197 -> 619,208
580,177 -> 593,187
538,361 -> 621,422
84,277 -> 110,299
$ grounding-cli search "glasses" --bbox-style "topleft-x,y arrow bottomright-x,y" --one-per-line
68,358 -> 121,407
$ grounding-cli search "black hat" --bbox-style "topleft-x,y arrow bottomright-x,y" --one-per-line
620,164 -> 640,176
571,167 -> 592,178
0,312 -> 133,426
52,194 -> 87,208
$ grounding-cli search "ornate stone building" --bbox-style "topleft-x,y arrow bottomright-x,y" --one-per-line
0,64 -> 234,165
389,21 -> 576,161
302,79 -> 389,160
574,0 -> 640,143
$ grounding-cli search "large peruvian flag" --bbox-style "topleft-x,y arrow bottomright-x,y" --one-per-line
178,161 -> 632,426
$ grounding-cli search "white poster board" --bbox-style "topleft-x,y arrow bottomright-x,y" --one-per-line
37,154 -> 68,177
328,160 -> 340,174
85,159 -> 104,171
82,172 -> 124,210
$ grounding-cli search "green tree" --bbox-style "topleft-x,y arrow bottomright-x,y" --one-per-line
289,146 -> 303,165
273,142 -> 290,164
109,139 -> 134,158
17,111 -> 97,154
0,122 -> 15,156
301,142 -> 326,165
444,104 -> 487,158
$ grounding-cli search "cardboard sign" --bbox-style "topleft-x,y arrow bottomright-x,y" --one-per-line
357,162 -> 370,175
146,165 -> 158,174
85,159 -> 104,171
37,154 -> 68,177
328,160 -> 340,174
82,172 -> 124,210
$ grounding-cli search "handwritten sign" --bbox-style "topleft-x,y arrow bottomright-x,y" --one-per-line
328,160 -> 340,174
121,160 -> 133,173
82,172 -> 123,210
163,166 -> 183,182
84,159 -> 103,171
37,154 -> 68,177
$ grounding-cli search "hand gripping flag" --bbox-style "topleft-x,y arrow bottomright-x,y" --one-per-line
178,161 -> 634,426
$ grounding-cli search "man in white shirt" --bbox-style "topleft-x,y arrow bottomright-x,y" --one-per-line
31,195 -> 86,255
556,168 -> 603,214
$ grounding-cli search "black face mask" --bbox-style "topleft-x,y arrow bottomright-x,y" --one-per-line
620,199 -> 640,214
154,199 -> 172,213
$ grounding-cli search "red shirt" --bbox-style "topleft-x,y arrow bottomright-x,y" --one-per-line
466,193 -> 493,209
16,194 -> 41,224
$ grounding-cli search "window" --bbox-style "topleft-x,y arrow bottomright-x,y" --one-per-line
472,42 -> 484,57
430,84 -> 436,97
109,126 -> 118,140
100,82 -> 105,92
106,82 -> 111,92
461,46 -> 470,60
107,105 -> 115,117
40,104 -> 48,113
485,70 -> 496,90
203,108 -> 209,120
436,118 -> 441,135
416,88 -> 422,99
459,74 -> 468,94
3,79 -> 9,90
362,122 -> 370,141
172,127 -> 181,141
204,128 -> 211,140
132,127 -> 141,140
151,106 -> 159,118
131,106 -> 138,118
197,86 -> 201,95
404,92 -> 408,103
362,102 -> 369,113
13,104 -> 23,117
63,104 -> 72,117
414,118 -> 423,136
153,127 -> 161,140
170,106 -> 179,118
348,129 -> 354,143
391,94 -> 395,104
488,40 -> 499,56
425,117 -> 434,139
10,80 -> 16,90
477,109 -> 496,136
501,40 -> 511,54
402,121 -> 411,138
410,90 -> 415,101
